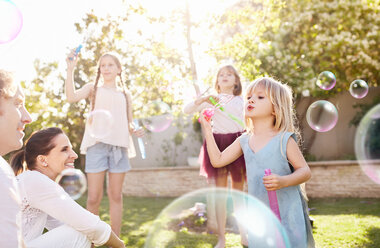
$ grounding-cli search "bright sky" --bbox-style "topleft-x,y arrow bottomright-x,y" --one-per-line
0,0 -> 238,84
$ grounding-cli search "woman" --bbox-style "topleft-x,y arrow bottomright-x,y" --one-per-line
10,127 -> 125,248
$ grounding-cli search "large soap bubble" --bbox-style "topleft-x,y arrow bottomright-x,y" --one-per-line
306,100 -> 338,132
355,104 -> 380,184
145,188 -> 290,248
56,168 -> 87,200
0,0 -> 23,44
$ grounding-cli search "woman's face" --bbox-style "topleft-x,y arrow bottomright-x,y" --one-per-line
44,133 -> 78,177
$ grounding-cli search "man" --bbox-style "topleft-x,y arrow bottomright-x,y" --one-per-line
0,69 -> 32,247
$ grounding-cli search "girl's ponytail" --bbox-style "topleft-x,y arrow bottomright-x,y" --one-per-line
10,149 -> 26,176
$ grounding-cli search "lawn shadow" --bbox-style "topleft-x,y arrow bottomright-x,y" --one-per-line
362,227 -> 380,248
308,198 -> 380,217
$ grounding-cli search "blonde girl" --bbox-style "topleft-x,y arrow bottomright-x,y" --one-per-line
200,77 -> 315,248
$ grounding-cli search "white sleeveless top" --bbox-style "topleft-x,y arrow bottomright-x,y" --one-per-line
80,87 -> 136,157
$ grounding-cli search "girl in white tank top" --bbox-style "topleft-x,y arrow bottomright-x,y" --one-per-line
65,51 -> 144,237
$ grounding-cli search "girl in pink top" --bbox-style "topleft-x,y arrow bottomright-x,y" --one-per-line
64,51 -> 143,237
184,65 -> 246,248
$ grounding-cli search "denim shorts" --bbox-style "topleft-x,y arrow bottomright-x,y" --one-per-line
85,142 -> 131,173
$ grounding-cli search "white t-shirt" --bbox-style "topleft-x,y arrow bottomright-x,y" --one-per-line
0,156 -> 24,248
184,93 -> 245,134
17,170 -> 111,247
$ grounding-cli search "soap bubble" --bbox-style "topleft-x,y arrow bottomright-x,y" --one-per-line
0,0 -> 23,44
56,168 -> 87,200
355,104 -> 380,184
141,101 -> 173,132
349,79 -> 369,99
306,100 -> 338,132
145,188 -> 290,248
88,109 -> 114,139
316,71 -> 336,90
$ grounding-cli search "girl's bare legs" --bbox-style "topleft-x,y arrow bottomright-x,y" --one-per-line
214,170 -> 228,248
107,172 -> 126,236
86,171 -> 106,215
231,175 -> 248,246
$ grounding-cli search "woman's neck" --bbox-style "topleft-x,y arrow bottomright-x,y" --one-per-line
34,167 -> 57,181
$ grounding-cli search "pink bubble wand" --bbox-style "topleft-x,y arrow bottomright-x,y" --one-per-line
265,169 -> 281,222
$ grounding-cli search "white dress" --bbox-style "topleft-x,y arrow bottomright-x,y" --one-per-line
17,170 -> 111,248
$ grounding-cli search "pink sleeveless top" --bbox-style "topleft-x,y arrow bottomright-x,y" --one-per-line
80,87 -> 136,157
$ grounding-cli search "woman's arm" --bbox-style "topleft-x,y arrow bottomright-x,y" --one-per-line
263,137 -> 311,191
25,172 -> 114,247
65,51 -> 93,103
200,112 -> 243,167
104,232 -> 125,248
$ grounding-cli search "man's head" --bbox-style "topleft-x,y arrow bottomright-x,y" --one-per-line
0,70 -> 32,156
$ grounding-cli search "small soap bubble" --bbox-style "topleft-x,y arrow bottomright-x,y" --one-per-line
141,101 -> 173,132
349,79 -> 369,99
88,109 -> 114,139
56,168 -> 87,200
306,100 -> 338,132
316,71 -> 336,90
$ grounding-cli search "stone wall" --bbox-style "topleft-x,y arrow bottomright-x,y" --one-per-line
122,160 -> 380,198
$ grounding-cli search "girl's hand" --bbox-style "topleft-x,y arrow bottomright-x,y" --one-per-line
133,127 -> 145,138
66,49 -> 78,70
195,95 -> 219,106
199,109 -> 212,133
263,173 -> 284,191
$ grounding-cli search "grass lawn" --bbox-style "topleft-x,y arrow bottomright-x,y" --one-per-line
77,196 -> 380,248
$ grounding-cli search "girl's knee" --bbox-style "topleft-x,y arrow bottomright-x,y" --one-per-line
107,190 -> 123,203
87,193 -> 103,206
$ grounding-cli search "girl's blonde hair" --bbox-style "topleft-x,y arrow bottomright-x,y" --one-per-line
89,52 -> 131,116
214,65 -> 242,96
245,77 -> 301,143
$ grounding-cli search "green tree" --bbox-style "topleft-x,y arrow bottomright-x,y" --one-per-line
211,0 -> 379,152
24,3 -> 193,167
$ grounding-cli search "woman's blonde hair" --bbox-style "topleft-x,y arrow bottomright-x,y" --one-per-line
245,77 -> 300,143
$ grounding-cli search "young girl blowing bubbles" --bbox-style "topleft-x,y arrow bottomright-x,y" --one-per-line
65,51 -> 143,237
184,65 -> 246,248
200,77 -> 315,248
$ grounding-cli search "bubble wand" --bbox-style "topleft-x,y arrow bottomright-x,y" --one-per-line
264,169 -> 281,221
133,119 -> 146,159
207,96 -> 245,128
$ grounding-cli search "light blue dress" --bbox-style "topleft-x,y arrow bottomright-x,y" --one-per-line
240,132 -> 315,248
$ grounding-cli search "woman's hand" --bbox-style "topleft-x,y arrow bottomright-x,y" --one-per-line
263,173 -> 285,191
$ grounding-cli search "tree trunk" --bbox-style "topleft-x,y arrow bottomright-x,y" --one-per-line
185,1 -> 200,96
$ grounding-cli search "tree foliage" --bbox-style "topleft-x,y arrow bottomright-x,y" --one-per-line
212,0 -> 379,99
23,3 -> 192,167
